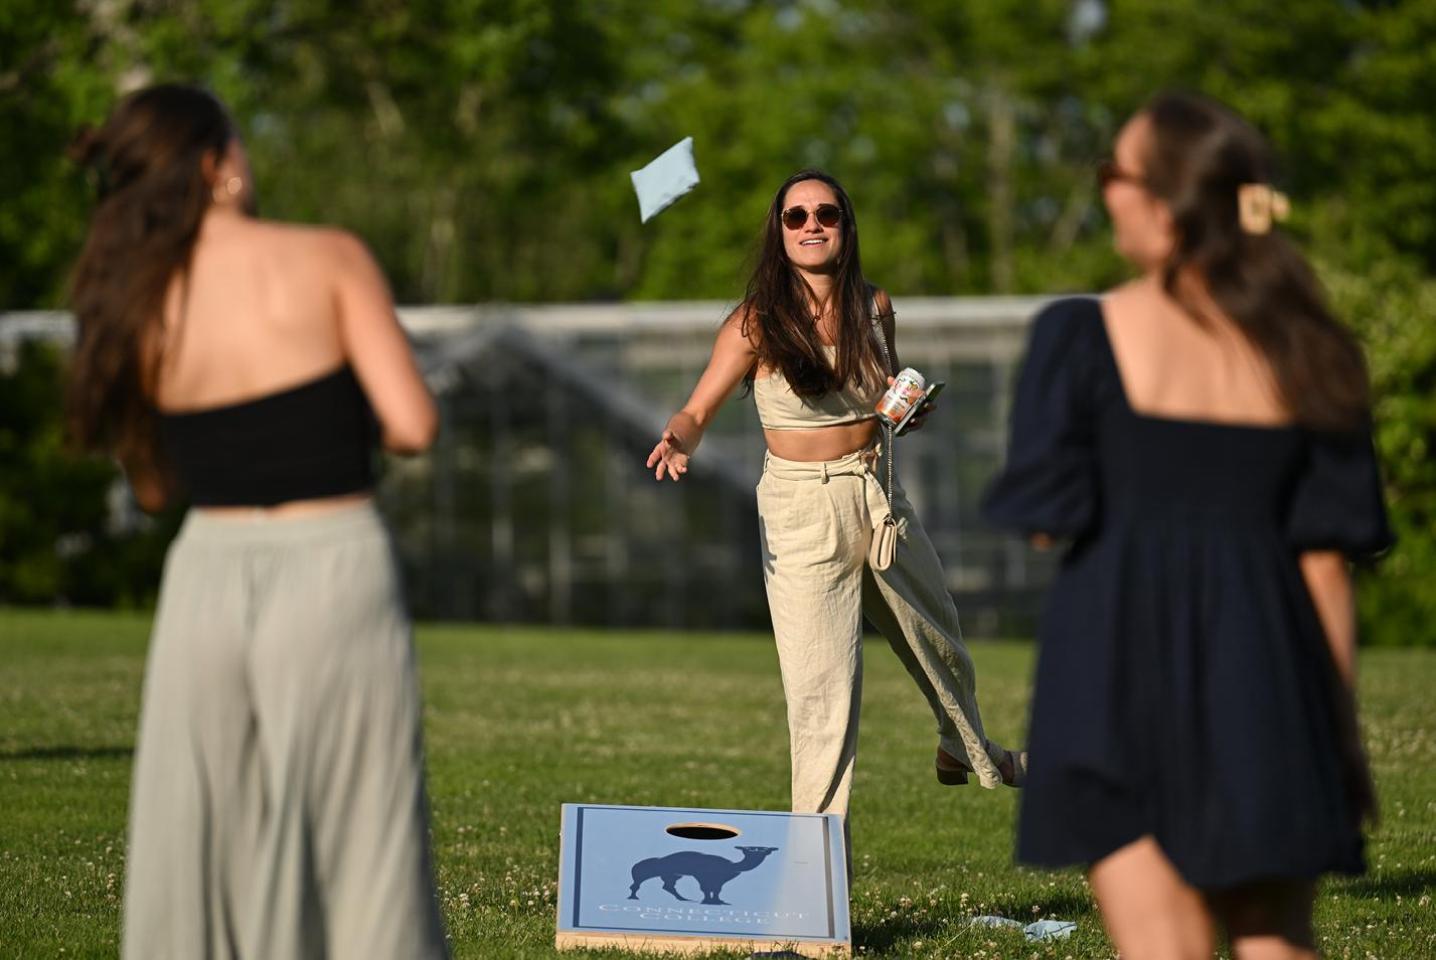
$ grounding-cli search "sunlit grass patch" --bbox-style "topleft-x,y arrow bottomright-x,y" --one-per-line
2,609 -> 1433,957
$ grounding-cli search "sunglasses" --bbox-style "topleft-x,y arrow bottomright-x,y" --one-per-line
1097,159 -> 1147,190
782,203 -> 842,230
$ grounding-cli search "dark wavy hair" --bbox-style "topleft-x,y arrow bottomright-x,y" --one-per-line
1142,92 -> 1370,431
65,83 -> 236,468
740,169 -> 887,399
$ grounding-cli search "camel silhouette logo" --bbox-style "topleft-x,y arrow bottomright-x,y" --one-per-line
627,845 -> 780,906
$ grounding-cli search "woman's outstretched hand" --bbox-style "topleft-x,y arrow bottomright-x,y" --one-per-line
646,428 -> 690,481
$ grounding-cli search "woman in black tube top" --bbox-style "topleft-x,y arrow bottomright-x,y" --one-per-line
982,92 -> 1391,959
66,84 -> 447,959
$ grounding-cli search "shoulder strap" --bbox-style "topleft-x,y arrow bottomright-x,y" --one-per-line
861,289 -> 899,537
869,291 -> 895,375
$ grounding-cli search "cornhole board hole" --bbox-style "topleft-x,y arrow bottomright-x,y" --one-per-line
555,803 -> 851,956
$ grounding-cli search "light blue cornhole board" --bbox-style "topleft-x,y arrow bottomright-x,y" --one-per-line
555,803 -> 851,956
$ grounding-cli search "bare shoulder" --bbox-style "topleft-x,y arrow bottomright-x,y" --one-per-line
1101,281 -> 1174,354
724,298 -> 756,326
321,226 -> 373,260
721,299 -> 761,350
310,227 -> 389,291
303,225 -> 375,268
230,220 -> 322,267
1101,279 -> 1146,322
250,221 -> 370,266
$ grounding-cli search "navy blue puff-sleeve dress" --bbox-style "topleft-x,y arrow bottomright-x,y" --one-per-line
982,296 -> 1393,889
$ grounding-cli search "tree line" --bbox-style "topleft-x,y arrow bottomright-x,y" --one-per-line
2,0 -> 1432,642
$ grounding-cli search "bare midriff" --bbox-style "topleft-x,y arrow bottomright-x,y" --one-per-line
763,419 -> 878,462
194,491 -> 374,519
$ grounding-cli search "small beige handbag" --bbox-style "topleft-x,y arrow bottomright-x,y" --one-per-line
870,494 -> 898,570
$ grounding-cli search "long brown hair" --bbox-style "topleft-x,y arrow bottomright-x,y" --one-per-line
740,169 -> 887,399
1142,92 -> 1370,431
65,83 -> 235,466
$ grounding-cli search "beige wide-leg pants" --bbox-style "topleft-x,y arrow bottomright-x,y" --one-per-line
757,446 -> 1004,821
122,504 -> 447,960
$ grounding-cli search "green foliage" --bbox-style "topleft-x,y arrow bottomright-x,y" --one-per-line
0,0 -> 113,307
0,341 -> 177,606
5,1 -> 1434,303
1328,262 -> 1436,647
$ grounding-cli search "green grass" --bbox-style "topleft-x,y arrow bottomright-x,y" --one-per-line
1,608 -> 1433,959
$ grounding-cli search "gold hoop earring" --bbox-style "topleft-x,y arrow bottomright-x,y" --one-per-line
213,176 -> 244,204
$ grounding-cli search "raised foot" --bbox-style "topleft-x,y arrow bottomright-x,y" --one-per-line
936,743 -> 1028,788
935,747 -> 970,785
994,745 -> 1028,788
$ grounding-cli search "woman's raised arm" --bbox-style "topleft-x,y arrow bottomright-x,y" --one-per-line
646,307 -> 757,482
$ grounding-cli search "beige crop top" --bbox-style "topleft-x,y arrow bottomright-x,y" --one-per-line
753,309 -> 891,431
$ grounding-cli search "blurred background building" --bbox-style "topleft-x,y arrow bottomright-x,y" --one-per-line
3,298 -> 1058,634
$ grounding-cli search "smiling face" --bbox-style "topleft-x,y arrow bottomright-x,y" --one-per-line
779,179 -> 843,274
1104,114 -> 1176,272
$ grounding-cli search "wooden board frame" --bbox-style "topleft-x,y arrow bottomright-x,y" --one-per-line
555,804 -> 851,957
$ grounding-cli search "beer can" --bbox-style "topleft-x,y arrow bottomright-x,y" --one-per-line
876,367 -> 926,425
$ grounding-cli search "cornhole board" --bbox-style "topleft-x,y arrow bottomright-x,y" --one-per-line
555,803 -> 851,956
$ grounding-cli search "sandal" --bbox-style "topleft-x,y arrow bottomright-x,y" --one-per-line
935,746 -> 969,786
994,745 -> 1028,788
935,743 -> 1028,788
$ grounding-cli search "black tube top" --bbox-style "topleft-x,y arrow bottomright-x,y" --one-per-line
157,366 -> 378,507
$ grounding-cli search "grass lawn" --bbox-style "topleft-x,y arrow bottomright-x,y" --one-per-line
1,607 -> 1433,958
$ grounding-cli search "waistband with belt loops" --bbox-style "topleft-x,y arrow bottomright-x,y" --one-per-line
761,441 -> 902,537
761,443 -> 886,484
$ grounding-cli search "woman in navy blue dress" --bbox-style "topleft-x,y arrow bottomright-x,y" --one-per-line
983,93 -> 1391,958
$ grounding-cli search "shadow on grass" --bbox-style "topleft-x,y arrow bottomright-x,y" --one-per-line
854,890 -> 1097,953
1334,869 -> 1436,900
852,914 -> 952,953
0,745 -> 133,762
